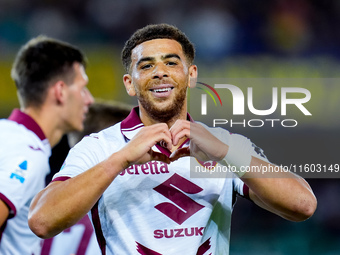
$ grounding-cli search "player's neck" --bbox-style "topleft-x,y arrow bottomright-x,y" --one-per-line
22,106 -> 63,147
139,107 -> 187,129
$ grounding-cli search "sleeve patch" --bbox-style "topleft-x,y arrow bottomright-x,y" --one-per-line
9,160 -> 28,183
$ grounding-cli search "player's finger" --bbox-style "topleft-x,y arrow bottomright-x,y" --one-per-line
155,124 -> 172,146
170,120 -> 190,146
141,124 -> 172,150
169,147 -> 190,161
169,119 -> 190,135
150,150 -> 171,164
172,129 -> 190,146
157,132 -> 172,151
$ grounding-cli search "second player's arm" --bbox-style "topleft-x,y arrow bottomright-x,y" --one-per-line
0,199 -> 9,227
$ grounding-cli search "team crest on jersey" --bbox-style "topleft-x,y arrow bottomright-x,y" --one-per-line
153,173 -> 204,225
10,160 -> 28,183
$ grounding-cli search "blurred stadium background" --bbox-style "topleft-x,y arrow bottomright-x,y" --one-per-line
1,0 -> 340,254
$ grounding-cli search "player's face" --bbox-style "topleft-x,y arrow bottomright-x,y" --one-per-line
124,39 -> 197,122
64,63 -> 94,132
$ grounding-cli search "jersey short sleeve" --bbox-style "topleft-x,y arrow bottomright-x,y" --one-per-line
0,113 -> 51,255
0,127 -> 50,217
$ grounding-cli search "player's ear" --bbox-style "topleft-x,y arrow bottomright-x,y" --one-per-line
52,81 -> 67,105
188,65 -> 198,88
123,74 -> 136,96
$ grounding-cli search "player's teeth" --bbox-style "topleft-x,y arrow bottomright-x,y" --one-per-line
153,88 -> 171,93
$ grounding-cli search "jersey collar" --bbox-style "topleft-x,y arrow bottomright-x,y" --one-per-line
120,107 -> 145,140
8,109 -> 46,141
120,107 -> 194,139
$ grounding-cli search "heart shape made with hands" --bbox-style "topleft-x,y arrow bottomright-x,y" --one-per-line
158,138 -> 190,162
158,142 -> 216,165
154,121 -> 227,163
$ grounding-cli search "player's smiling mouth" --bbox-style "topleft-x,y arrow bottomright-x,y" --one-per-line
149,87 -> 174,93
149,83 -> 175,92
149,85 -> 174,98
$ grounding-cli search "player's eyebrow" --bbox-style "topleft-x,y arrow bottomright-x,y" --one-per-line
136,54 -> 182,67
161,54 -> 181,61
136,57 -> 154,67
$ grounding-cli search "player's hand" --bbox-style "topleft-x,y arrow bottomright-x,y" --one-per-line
169,120 -> 228,162
120,123 -> 172,167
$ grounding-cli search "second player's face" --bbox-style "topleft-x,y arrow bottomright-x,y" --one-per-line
63,63 -> 94,132
125,39 -> 197,121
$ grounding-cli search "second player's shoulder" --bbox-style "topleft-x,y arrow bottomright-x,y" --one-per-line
0,119 -> 29,141
0,120 -> 49,157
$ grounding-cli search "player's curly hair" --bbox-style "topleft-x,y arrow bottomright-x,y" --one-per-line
121,23 -> 195,73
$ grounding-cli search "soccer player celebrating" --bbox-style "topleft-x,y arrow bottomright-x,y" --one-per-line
0,36 -> 94,254
28,24 -> 316,255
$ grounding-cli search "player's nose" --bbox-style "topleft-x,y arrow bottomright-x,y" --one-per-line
152,63 -> 169,79
84,88 -> 94,106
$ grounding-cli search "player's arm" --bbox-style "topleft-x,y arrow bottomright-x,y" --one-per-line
170,120 -> 317,222
218,132 -> 317,222
28,123 -> 172,239
242,157 -> 317,222
0,199 -> 9,227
